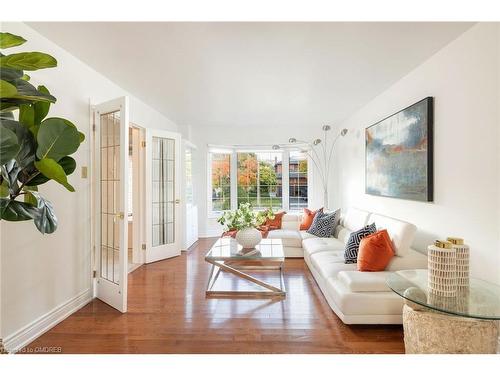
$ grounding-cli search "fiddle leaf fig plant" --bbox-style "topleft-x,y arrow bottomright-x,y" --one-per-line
0,31 -> 84,234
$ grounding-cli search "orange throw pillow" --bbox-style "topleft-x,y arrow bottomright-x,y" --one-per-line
265,211 -> 286,230
300,208 -> 322,230
357,229 -> 395,271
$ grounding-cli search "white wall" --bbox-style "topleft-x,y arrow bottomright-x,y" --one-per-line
333,23 -> 500,284
190,124 -> 327,237
0,22 -> 181,342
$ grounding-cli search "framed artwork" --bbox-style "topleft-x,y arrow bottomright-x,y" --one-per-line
365,97 -> 433,202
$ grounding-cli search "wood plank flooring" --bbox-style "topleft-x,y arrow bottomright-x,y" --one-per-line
24,238 -> 404,354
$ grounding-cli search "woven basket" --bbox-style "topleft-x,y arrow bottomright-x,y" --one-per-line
428,240 -> 457,297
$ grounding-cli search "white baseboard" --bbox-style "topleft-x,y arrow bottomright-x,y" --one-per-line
3,288 -> 92,353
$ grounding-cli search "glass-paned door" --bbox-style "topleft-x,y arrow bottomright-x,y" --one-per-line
146,129 -> 181,263
94,97 -> 129,313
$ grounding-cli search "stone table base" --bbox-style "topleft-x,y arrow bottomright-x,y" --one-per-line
403,304 -> 499,354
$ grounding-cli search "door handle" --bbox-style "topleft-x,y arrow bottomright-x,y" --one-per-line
175,199 -> 181,204
115,212 -> 125,220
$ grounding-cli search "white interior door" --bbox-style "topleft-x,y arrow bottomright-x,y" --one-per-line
145,129 -> 182,263
94,97 -> 129,313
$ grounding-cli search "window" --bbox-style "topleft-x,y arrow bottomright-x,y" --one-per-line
208,148 -> 309,214
210,153 -> 231,211
237,152 -> 282,210
289,151 -> 308,210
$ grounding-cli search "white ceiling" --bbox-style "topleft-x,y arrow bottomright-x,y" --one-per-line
28,22 -> 473,129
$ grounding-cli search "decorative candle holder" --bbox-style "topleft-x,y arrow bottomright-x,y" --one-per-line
447,237 -> 470,291
427,240 -> 457,297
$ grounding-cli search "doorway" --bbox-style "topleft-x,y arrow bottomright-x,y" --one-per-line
127,125 -> 146,273
92,97 -> 183,313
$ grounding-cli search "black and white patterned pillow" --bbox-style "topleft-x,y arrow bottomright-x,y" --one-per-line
344,223 -> 377,264
306,210 -> 337,238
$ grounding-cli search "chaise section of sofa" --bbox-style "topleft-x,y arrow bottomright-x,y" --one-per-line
266,207 -> 427,324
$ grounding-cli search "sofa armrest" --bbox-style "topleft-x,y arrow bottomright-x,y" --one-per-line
281,213 -> 301,230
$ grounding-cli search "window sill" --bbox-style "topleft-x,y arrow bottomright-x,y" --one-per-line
208,212 -> 224,220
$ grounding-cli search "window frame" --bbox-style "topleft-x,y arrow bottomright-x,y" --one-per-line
207,150 -> 233,217
288,150 -> 310,212
207,146 -> 310,217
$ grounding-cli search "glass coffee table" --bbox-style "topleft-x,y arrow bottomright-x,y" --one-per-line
387,269 -> 500,353
205,238 -> 286,298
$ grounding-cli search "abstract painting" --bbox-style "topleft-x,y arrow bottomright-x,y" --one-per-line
365,97 -> 433,202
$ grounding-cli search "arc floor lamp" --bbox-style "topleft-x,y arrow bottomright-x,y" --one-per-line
273,125 -> 348,208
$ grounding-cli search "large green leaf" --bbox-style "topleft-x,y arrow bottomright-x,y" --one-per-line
34,86 -> 51,124
24,190 -> 38,206
0,102 -> 19,112
2,78 -> 57,103
0,111 -> 14,119
0,125 -> 20,164
34,157 -> 75,192
0,198 -> 36,221
30,192 -> 58,234
1,160 -> 21,196
0,79 -> 17,97
26,156 -> 76,187
0,52 -> 57,71
0,118 -> 36,168
0,67 -> 23,81
0,33 -> 27,49
19,104 -> 34,127
36,117 -> 80,161
0,180 -> 8,197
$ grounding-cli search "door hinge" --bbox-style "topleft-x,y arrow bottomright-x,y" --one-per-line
92,270 -> 97,278
142,243 -> 146,250
141,140 -> 146,148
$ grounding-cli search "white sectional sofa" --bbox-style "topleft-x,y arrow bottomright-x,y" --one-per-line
267,208 -> 427,324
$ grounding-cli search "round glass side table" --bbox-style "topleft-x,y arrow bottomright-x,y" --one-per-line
386,269 -> 500,354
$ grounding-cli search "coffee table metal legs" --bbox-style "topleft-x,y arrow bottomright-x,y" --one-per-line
205,259 -> 286,298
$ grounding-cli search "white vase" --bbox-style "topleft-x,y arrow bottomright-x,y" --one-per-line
235,227 -> 262,249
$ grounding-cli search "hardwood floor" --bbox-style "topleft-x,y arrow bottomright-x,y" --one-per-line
24,238 -> 404,354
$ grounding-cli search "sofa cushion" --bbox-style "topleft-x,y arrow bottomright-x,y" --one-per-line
307,210 -> 337,237
342,208 -> 370,231
299,230 -> 316,241
368,213 -> 416,257
302,237 -> 345,257
344,223 -> 377,263
335,225 -> 352,244
300,208 -> 322,230
386,249 -> 427,271
281,213 -> 300,230
310,251 -> 356,279
265,211 -> 286,230
357,229 -> 395,271
337,271 -> 392,292
267,229 -> 302,248
325,208 -> 341,233
325,277 -> 404,316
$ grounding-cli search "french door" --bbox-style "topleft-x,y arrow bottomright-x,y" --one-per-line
145,129 -> 182,263
94,97 -> 129,312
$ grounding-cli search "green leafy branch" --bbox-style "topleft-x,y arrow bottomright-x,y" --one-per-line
217,202 -> 275,231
